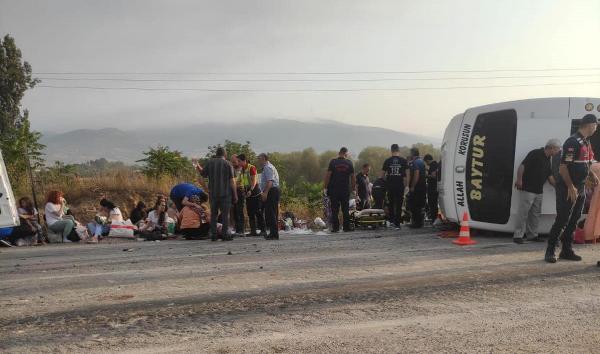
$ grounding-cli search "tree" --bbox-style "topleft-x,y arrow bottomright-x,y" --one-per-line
206,140 -> 256,162
0,34 -> 44,185
357,146 -> 389,172
137,145 -> 193,179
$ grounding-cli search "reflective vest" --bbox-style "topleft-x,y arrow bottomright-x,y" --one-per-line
238,163 -> 255,189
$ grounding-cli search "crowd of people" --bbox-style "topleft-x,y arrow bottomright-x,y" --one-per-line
324,144 -> 439,232
0,144 -> 442,247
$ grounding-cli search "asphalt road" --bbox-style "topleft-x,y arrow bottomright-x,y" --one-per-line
2,227 -> 600,353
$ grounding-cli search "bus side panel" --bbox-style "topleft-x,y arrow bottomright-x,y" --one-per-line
0,151 -> 19,228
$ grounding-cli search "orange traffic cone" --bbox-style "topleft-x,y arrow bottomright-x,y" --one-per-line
453,212 -> 477,246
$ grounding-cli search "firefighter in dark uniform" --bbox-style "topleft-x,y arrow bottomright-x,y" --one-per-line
545,114 -> 599,263
407,148 -> 427,228
423,154 -> 439,222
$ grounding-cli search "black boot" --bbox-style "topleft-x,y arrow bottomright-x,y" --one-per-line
545,246 -> 557,263
559,249 -> 582,261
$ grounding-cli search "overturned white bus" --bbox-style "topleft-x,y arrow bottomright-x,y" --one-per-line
0,150 -> 19,228
439,97 -> 600,233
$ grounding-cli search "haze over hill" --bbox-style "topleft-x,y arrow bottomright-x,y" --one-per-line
40,119 -> 440,164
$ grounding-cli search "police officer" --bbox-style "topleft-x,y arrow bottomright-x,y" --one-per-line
408,148 -> 427,228
545,114 -> 599,263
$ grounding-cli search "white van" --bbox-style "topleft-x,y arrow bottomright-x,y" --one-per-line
0,150 -> 20,228
439,97 -> 600,234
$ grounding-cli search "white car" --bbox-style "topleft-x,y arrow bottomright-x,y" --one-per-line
439,97 -> 600,233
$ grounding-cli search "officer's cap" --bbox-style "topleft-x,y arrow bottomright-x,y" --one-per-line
581,114 -> 598,125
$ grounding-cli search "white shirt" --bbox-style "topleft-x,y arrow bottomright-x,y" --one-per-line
147,210 -> 163,225
109,207 -> 124,222
44,203 -> 63,226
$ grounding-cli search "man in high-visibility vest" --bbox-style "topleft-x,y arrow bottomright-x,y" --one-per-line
238,154 -> 266,236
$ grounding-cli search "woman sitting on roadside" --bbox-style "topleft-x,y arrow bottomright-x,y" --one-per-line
179,194 -> 210,239
87,199 -> 123,242
140,201 -> 168,236
44,191 -> 77,242
13,197 -> 44,246
129,201 -> 147,226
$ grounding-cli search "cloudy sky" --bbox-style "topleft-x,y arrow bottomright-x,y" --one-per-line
1,0 -> 599,137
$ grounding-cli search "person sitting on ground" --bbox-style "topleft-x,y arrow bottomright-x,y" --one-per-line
140,201 -> 168,236
179,194 -> 211,239
129,201 -> 147,226
14,197 -> 44,246
87,199 -> 124,242
167,200 -> 179,224
44,190 -> 77,243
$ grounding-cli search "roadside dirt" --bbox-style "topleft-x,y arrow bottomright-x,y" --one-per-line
2,227 -> 600,353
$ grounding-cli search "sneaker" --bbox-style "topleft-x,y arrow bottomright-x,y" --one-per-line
62,238 -> 72,243
559,250 -> 582,261
513,238 -> 525,244
0,239 -> 12,247
265,234 -> 279,240
246,232 -> 259,237
259,231 -> 268,237
86,236 -> 99,244
545,248 -> 557,263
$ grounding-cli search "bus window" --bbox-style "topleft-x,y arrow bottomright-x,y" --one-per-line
466,110 -> 517,224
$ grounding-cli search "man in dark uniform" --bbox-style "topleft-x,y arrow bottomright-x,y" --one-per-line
324,147 -> 357,232
545,114 -> 599,263
381,144 -> 409,229
408,148 -> 427,228
423,154 -> 439,222
356,163 -> 371,210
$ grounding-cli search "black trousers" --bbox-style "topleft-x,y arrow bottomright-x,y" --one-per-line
181,224 -> 210,239
548,183 -> 585,252
210,196 -> 231,239
330,193 -> 351,231
372,191 -> 385,210
264,187 -> 280,237
427,188 -> 439,220
234,191 -> 246,234
387,189 -> 405,226
246,194 -> 265,234
357,196 -> 371,211
408,189 -> 426,227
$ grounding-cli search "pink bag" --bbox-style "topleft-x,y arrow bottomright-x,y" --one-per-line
574,227 -> 586,244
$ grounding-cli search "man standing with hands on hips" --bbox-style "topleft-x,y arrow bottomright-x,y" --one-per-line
545,114 -> 599,263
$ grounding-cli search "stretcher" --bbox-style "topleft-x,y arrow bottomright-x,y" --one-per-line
351,208 -> 387,229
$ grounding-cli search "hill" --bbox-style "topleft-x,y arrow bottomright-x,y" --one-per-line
40,119 -> 440,164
